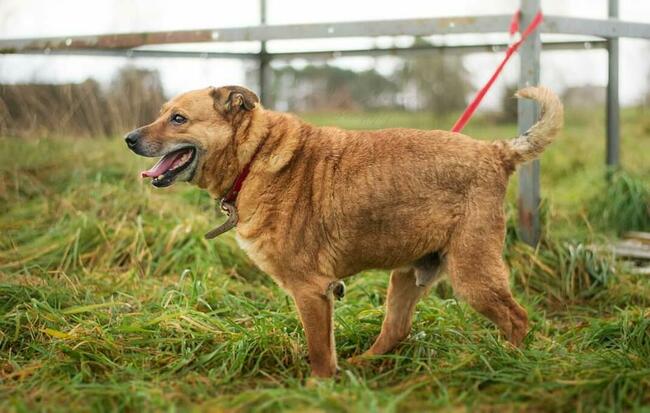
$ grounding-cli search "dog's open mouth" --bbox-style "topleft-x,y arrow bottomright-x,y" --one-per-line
141,146 -> 197,187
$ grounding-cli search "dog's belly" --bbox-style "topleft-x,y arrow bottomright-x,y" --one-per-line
334,228 -> 450,276
236,208 -> 453,282
328,200 -> 457,275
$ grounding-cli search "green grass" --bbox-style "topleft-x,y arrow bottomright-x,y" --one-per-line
1,108 -> 650,412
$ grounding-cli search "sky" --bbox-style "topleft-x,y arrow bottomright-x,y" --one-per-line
0,0 -> 649,109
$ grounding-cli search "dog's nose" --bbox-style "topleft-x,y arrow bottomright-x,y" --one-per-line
124,131 -> 140,149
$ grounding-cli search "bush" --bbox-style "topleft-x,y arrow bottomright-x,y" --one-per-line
0,66 -> 165,138
588,171 -> 650,235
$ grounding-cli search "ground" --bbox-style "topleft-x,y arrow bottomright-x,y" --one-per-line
1,108 -> 649,412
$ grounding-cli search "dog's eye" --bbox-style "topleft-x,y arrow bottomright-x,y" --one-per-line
171,114 -> 187,125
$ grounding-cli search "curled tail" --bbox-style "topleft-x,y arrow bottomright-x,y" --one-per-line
505,86 -> 564,165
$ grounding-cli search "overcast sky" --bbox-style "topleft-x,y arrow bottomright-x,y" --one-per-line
1,0 -> 649,109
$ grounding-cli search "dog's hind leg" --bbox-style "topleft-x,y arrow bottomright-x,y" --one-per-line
446,218 -> 529,346
356,266 -> 437,359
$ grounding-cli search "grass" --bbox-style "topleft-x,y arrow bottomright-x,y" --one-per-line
1,107 -> 650,412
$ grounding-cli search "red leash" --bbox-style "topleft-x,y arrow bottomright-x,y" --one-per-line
450,9 -> 544,133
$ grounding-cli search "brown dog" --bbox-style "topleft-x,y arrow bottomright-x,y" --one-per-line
125,85 -> 563,378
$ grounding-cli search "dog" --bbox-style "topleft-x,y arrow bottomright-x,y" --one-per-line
125,85 -> 563,378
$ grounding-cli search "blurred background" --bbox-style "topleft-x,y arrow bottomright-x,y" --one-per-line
1,0 -> 650,137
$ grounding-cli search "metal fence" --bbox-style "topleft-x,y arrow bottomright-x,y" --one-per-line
2,0 -> 649,244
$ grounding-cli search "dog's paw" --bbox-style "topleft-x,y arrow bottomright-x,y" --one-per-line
346,353 -> 374,367
305,374 -> 336,388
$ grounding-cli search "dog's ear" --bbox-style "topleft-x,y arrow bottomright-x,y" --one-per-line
216,85 -> 259,112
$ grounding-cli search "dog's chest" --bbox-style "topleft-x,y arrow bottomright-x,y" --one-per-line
235,233 -> 279,277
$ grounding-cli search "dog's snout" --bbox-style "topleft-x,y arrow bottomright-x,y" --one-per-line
124,131 -> 140,149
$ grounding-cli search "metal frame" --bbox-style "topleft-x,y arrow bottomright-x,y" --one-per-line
2,40 -> 607,60
606,0 -> 620,171
1,14 -> 648,51
517,0 -> 542,245
1,0 -> 648,244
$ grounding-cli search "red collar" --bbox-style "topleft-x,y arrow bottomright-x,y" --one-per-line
204,141 -> 265,240
222,142 -> 264,205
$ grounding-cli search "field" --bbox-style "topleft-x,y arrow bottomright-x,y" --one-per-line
1,108 -> 650,412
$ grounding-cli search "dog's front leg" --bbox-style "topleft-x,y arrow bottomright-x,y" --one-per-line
289,277 -> 341,378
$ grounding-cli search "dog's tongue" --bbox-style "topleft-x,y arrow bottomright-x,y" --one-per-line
141,151 -> 182,178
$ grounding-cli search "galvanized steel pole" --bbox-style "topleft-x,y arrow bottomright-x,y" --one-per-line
606,0 -> 620,172
517,0 -> 542,245
259,0 -> 269,105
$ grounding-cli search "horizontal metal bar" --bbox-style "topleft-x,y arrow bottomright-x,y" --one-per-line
0,15 -> 513,52
544,15 -> 650,39
268,40 -> 607,59
6,40 -> 606,60
0,14 -> 646,55
7,48 -> 259,59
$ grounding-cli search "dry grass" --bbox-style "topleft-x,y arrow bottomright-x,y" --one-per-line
0,67 -> 165,138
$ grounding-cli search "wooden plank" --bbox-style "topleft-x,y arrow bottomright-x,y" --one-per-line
612,241 -> 650,260
623,231 -> 650,244
630,266 -> 650,275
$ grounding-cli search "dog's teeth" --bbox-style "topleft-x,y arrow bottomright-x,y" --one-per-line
171,153 -> 190,170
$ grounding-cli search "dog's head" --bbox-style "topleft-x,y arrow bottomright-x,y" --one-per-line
124,85 -> 260,189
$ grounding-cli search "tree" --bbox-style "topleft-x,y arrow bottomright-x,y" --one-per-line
270,64 -> 399,111
395,38 -> 472,114
106,66 -> 166,131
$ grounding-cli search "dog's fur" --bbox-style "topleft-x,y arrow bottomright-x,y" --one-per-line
126,85 -> 563,377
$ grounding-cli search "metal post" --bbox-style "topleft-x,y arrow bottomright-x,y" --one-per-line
606,0 -> 620,172
517,0 -> 542,245
259,0 -> 269,106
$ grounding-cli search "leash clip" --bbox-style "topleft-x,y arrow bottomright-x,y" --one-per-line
204,199 -> 238,239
